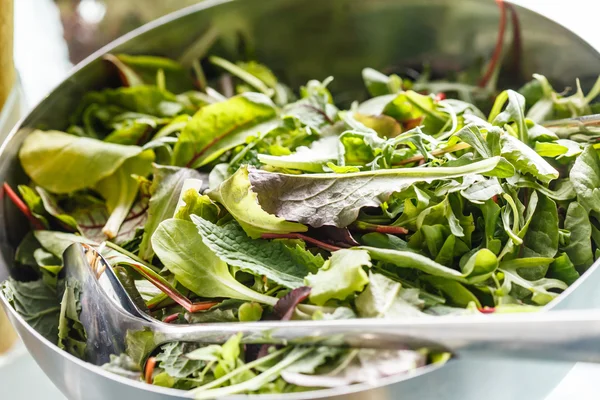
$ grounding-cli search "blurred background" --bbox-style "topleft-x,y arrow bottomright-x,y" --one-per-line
3,0 -> 600,399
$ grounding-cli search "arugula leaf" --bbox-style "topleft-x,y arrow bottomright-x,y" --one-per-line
570,146 -> 600,212
500,133 -> 559,183
208,166 -> 307,238
248,156 -> 514,228
362,247 -> 498,285
305,249 -> 371,306
490,90 -> 528,143
138,165 -> 203,260
151,218 -> 277,305
192,217 -> 309,289
19,130 -> 147,194
173,93 -> 277,168
514,177 -> 575,201
2,278 -> 60,342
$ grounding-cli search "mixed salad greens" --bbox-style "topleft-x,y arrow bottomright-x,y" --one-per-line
5,32 -> 600,397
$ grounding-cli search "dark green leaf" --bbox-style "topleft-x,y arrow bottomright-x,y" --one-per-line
192,217 -> 309,289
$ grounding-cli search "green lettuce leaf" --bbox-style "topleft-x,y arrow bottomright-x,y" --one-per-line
174,188 -> 219,222
19,130 -> 146,194
207,166 -> 307,238
138,165 -> 203,260
109,54 -> 195,93
305,249 -> 371,306
151,218 -> 276,305
95,149 -> 154,238
257,136 -> 339,173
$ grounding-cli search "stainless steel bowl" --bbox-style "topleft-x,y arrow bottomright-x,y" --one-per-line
2,0 -> 600,399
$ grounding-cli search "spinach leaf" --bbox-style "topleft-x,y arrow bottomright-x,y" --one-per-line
248,156 -> 514,228
362,68 -> 402,97
548,253 -> 580,285
192,217 -> 309,289
563,202 -> 593,271
2,278 -> 60,342
570,146 -> 600,212
522,193 -> 559,258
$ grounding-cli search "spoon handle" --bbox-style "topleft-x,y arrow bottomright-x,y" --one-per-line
156,309 -> 600,363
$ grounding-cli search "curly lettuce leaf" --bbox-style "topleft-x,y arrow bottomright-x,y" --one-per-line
305,249 -> 371,306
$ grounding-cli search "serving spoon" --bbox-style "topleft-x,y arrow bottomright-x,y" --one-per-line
64,242 -> 600,368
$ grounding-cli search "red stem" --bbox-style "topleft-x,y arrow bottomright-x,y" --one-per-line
478,0 -> 506,88
145,357 -> 156,384
351,221 -> 408,235
506,3 -> 522,75
122,259 -> 218,313
478,307 -> 496,314
163,313 -> 181,323
3,183 -> 44,230
261,233 -> 342,252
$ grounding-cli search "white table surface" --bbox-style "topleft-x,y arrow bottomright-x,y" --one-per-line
2,1 -> 600,399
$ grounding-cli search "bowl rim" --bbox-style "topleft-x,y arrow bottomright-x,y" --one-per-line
2,0 -> 600,398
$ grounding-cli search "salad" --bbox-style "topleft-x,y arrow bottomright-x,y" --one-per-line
4,44 -> 600,397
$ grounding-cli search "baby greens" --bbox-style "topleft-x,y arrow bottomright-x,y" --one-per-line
4,49 -> 600,398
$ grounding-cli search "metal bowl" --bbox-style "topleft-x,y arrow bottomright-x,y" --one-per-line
2,0 -> 600,399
